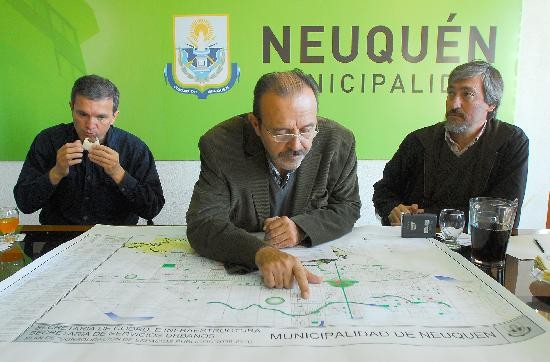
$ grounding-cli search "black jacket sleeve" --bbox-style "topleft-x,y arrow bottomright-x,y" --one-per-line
372,133 -> 424,225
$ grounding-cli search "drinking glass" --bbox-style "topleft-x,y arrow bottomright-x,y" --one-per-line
0,207 -> 20,242
469,197 -> 517,285
438,209 -> 465,251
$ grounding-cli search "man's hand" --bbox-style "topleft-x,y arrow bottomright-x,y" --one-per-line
255,246 -> 322,299
388,203 -> 424,226
49,141 -> 84,185
263,216 -> 302,248
88,145 -> 126,184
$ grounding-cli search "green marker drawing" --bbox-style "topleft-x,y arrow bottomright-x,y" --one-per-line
265,297 -> 285,305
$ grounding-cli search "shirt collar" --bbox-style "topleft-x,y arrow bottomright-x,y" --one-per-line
445,121 -> 487,156
267,157 -> 294,189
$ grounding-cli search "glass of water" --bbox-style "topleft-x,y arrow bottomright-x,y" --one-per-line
438,209 -> 465,251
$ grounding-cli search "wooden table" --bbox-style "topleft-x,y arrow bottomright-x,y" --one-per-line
18,224 -> 92,259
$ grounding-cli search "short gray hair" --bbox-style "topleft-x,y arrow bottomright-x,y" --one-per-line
252,69 -> 319,121
71,75 -> 120,114
448,60 -> 503,120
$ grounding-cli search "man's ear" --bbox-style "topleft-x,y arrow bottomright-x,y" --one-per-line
488,104 -> 496,112
69,101 -> 74,111
248,113 -> 261,137
111,110 -> 120,125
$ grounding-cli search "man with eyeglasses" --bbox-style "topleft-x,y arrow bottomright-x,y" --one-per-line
14,75 -> 165,225
187,69 -> 361,299
372,60 -> 528,228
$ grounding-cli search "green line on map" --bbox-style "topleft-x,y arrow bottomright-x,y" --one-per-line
207,300 -> 389,317
334,262 -> 354,319
163,263 -> 176,268
326,279 -> 358,288
372,295 -> 452,308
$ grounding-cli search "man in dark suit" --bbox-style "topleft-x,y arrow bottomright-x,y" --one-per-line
186,69 -> 361,299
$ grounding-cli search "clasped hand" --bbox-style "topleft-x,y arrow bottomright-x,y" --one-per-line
88,144 -> 125,183
263,216 -> 301,248
49,140 -> 125,185
388,203 -> 424,226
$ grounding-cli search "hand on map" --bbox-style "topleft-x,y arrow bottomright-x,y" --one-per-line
388,203 -> 424,226
255,246 -> 322,299
263,216 -> 302,248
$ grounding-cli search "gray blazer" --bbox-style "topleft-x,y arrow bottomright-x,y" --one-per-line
186,114 -> 361,269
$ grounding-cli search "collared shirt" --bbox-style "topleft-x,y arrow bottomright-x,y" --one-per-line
445,121 -> 487,156
267,158 -> 295,189
14,123 -> 165,225
266,157 -> 297,218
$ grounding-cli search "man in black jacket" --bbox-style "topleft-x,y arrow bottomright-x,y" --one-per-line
14,75 -> 165,225
372,60 -> 528,227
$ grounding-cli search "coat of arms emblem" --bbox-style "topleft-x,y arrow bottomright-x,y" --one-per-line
164,15 -> 239,99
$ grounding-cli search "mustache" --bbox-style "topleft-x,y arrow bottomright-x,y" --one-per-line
446,108 -> 465,118
279,150 -> 306,158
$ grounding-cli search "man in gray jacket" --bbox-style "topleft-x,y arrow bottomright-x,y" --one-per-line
186,69 -> 361,299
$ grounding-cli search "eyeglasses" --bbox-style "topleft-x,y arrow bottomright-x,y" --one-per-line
264,126 -> 319,143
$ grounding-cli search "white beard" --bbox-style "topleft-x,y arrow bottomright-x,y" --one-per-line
444,116 -> 470,134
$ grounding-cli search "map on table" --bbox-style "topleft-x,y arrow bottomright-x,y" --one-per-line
0,225 -> 546,347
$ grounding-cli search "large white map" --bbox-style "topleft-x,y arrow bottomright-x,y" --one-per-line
0,225 -> 549,361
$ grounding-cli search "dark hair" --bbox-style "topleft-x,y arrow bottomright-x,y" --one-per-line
70,75 -> 120,114
252,69 -> 319,121
448,60 -> 503,120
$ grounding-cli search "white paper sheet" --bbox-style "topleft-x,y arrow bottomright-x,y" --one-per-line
284,244 -> 336,261
506,235 -> 547,260
534,234 -> 550,253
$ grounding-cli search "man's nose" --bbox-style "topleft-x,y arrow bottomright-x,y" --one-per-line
287,135 -> 302,150
449,95 -> 461,109
84,116 -> 96,128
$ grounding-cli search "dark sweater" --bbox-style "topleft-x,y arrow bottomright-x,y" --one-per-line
372,119 -> 529,228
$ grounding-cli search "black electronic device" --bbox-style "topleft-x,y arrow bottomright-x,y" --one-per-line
401,213 -> 437,238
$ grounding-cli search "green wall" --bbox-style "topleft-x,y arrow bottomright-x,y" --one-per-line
0,0 -> 522,160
